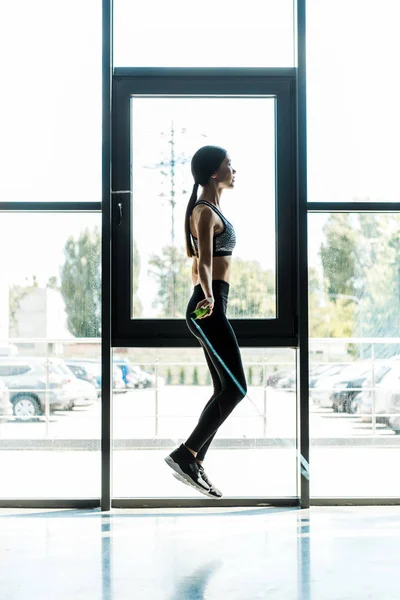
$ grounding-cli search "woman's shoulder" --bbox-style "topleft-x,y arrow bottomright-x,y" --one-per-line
192,202 -> 219,219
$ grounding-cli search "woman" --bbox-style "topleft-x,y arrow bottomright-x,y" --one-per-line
165,145 -> 247,498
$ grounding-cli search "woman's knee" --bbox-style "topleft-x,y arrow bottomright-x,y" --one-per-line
225,381 -> 247,403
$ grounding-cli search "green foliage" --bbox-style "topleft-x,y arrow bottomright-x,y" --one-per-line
320,214 -> 358,299
149,249 -> 275,319
313,213 -> 400,354
229,258 -> 275,318
179,367 -> 185,385
61,229 -> 142,337
46,276 -> 59,290
166,367 -> 173,385
192,366 -> 199,385
60,227 -> 101,337
247,366 -> 253,385
148,245 -> 192,317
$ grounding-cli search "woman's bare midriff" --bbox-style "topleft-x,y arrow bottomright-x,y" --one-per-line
192,255 -> 232,287
190,205 -> 232,286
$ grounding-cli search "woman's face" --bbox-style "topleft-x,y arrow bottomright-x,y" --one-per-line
213,155 -> 236,189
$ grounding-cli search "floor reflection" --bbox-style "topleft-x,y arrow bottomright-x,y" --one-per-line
169,560 -> 222,600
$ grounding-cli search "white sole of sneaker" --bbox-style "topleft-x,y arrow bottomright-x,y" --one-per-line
172,472 -> 223,499
164,456 -> 210,496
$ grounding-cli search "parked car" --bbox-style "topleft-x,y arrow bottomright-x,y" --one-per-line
274,363 -> 348,392
387,378 -> 400,433
309,363 -> 348,389
358,363 -> 400,424
311,363 -> 368,408
65,361 -> 101,396
67,359 -> 126,393
114,359 -> 143,388
331,363 -> 382,413
0,380 -> 12,416
51,360 -> 98,408
114,359 -> 164,389
267,370 -> 291,388
0,357 -> 79,417
276,370 -> 296,390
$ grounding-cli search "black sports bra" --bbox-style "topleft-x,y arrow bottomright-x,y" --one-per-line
190,200 -> 236,257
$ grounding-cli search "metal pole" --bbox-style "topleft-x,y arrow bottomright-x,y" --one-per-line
155,359 -> 159,437
263,361 -> 267,437
45,344 -> 50,439
371,342 -> 376,435
296,0 -> 310,508
101,0 -> 113,512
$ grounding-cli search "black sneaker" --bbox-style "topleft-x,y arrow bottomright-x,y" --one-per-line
197,465 -> 223,498
165,444 -> 210,494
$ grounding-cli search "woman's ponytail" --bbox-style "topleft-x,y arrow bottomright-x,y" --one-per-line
184,182 -> 199,257
184,145 -> 227,258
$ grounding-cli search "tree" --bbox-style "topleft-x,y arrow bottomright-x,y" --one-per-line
320,213 -> 359,299
166,367 -> 173,385
148,249 -> 276,318
61,228 -> 142,336
228,258 -> 275,318
317,213 -> 400,355
308,267 -> 355,338
148,245 -> 192,317
61,227 -> 101,337
47,275 -> 59,290
355,214 -> 400,353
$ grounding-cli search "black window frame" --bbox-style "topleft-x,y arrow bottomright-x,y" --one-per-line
112,68 -> 298,347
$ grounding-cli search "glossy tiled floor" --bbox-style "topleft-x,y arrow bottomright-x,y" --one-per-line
1,506 -> 400,599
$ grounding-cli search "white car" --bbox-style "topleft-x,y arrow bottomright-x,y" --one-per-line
358,364 -> 400,424
0,380 -> 12,416
311,363 -> 369,409
52,360 -> 98,408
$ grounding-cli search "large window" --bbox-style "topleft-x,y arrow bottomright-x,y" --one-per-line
307,0 -> 400,204
306,1 -> 400,501
130,97 -> 276,320
114,0 -> 294,67
0,1 -> 101,203
0,214 -> 101,499
112,347 -> 297,498
309,212 -> 400,497
112,72 -> 296,345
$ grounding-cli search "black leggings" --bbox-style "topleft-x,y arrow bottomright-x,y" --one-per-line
185,280 -> 247,462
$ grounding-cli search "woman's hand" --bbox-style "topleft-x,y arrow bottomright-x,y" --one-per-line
195,296 -> 214,319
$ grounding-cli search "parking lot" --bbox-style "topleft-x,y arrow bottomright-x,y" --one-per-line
0,386 -> 396,441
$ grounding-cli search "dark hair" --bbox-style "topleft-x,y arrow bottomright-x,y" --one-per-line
184,145 -> 227,257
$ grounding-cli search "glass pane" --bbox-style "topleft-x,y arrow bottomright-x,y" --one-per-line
114,0 -> 294,67
0,214 -> 101,498
131,97 -> 276,319
112,347 -> 296,498
307,0 -> 400,202
309,212 -> 400,497
0,1 -> 101,202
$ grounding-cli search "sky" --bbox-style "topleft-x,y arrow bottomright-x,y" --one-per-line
0,0 -> 399,319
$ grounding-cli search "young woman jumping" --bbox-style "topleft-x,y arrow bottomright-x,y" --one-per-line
165,145 -> 247,498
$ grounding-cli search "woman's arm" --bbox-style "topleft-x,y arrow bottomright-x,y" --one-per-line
191,258 -> 198,286
194,207 -> 215,300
